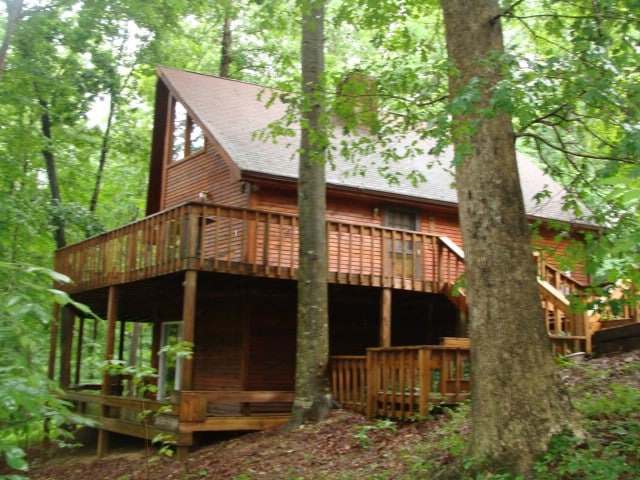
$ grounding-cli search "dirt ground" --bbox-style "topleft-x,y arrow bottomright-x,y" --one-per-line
22,409 -> 442,480
7,349 -> 640,480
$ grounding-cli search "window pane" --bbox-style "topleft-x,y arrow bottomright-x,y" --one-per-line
189,117 -> 205,155
172,101 -> 187,162
385,209 -> 418,231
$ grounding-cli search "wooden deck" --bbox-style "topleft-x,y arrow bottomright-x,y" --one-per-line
63,346 -> 471,453
62,389 -> 293,456
54,201 -> 465,295
53,200 -> 636,356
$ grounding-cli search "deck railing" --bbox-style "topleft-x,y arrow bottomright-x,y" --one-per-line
331,355 -> 368,414
331,345 -> 471,421
536,256 -> 639,351
55,202 -> 465,294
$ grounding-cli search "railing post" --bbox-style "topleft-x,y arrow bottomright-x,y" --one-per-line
263,212 -> 271,269
366,349 -> 376,419
418,348 -> 430,417
98,286 -> 118,458
181,270 -> 197,391
183,205 -> 201,268
380,289 -> 392,347
437,240 -> 444,288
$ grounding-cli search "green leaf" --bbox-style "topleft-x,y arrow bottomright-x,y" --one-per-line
3,446 -> 28,472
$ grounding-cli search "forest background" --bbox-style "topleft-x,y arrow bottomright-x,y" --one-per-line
0,0 -> 639,474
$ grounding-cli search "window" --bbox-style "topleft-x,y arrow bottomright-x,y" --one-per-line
385,208 -> 419,232
384,207 -> 421,278
157,321 -> 183,401
171,100 -> 205,162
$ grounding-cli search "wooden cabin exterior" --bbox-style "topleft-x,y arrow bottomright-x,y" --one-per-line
51,67 -> 637,456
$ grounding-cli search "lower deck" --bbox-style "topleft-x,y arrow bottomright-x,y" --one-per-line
61,341 -> 472,457
53,270 -> 464,455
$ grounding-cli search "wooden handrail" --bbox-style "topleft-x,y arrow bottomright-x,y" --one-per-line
61,390 -> 178,414
535,253 -> 586,294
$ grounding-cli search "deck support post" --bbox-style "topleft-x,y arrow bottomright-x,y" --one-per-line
48,303 -> 61,382
380,288 -> 392,347
45,303 -> 62,453
98,286 -> 119,458
181,270 -> 197,391
59,307 -> 75,390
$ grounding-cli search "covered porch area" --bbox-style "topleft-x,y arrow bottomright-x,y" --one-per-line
50,269 -> 462,457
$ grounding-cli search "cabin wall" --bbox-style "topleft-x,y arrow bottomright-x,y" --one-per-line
534,225 -> 588,284
188,276 -> 460,403
391,291 -> 459,345
329,286 -> 381,355
245,286 -> 297,392
164,141 -> 247,210
192,297 -> 243,392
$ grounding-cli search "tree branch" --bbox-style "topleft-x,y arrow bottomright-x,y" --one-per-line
516,132 -> 635,164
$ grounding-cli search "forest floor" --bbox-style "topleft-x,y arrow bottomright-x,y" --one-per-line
7,349 -> 640,480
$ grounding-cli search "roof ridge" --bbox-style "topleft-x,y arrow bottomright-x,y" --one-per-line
156,64 -> 288,92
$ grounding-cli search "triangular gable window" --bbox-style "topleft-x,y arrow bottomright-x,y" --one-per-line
171,99 -> 205,162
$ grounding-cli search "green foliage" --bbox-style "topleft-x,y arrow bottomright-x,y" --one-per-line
351,418 -> 397,447
576,383 -> 640,420
0,262 -> 95,475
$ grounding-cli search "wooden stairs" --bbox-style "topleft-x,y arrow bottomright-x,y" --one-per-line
437,239 -> 639,355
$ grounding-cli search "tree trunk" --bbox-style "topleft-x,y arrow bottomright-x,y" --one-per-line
0,0 -> 24,83
440,0 -> 581,476
89,92 -> 115,216
219,1 -> 233,78
285,0 -> 331,432
38,97 -> 66,249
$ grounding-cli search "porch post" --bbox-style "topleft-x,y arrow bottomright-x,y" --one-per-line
380,288 -> 392,347
48,304 -> 61,381
181,270 -> 197,391
151,308 -> 161,373
98,285 -> 118,458
59,306 -> 75,390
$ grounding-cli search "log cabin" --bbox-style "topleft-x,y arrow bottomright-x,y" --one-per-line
51,66 -> 638,456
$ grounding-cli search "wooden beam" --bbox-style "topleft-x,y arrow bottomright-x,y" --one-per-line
99,286 -> 118,458
74,316 -> 85,386
102,286 -> 119,395
181,270 -> 197,391
380,288 -> 391,347
151,307 -> 161,372
59,307 -> 75,390
48,304 -> 60,381
177,415 -> 289,433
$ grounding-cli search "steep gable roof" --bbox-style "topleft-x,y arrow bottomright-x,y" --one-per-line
157,65 -> 590,227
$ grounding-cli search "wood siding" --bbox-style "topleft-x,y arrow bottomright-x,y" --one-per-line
164,142 -> 246,210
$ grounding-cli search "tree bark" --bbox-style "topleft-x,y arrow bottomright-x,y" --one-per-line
39,97 -> 66,249
440,0 -> 581,476
219,1 -> 233,78
88,92 -> 115,216
285,0 -> 331,432
0,0 -> 24,83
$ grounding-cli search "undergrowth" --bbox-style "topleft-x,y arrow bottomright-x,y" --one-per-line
395,357 -> 640,480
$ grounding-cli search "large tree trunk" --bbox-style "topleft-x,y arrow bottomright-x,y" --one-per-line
440,0 -> 581,476
285,0 -> 331,432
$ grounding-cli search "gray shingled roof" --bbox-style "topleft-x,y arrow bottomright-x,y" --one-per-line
159,66 -> 590,226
